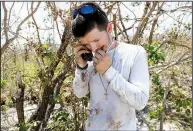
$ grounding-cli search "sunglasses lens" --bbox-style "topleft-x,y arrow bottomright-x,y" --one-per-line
80,5 -> 96,15
72,9 -> 78,19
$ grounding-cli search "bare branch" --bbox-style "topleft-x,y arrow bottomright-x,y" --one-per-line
8,2 -> 15,26
45,2 -> 73,74
1,2 -> 41,55
149,46 -> 190,71
160,79 -> 170,131
167,5 -> 192,13
118,3 -> 130,43
165,12 -> 189,26
138,111 -> 154,130
9,17 -> 20,28
48,20 -> 71,76
176,44 -> 191,50
2,2 -> 8,42
31,2 -> 41,43
15,71 -> 25,124
106,2 -> 117,16
55,20 -> 62,41
117,24 -> 126,38
113,14 -> 118,40
55,5 -> 62,41
140,2 -> 158,40
117,22 -> 136,36
29,2 -> 45,69
156,55 -> 191,74
132,2 -> 158,44
131,2 -> 150,44
149,2 -> 164,44
52,63 -> 71,86
121,2 -> 137,20
18,2 -> 24,14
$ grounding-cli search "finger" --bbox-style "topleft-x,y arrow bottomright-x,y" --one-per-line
77,50 -> 90,56
94,53 -> 102,61
93,62 -> 97,67
97,49 -> 106,57
93,57 -> 99,65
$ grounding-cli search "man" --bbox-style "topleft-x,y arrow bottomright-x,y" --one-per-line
71,2 -> 149,130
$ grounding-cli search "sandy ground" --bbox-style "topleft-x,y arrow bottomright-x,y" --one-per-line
1,103 -> 183,131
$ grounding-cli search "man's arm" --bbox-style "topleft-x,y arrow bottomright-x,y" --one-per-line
72,66 -> 90,98
72,42 -> 92,98
103,46 -> 149,111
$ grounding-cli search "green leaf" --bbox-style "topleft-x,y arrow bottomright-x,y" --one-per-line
0,80 -> 6,89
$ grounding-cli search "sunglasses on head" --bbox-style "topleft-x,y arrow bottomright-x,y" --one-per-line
72,5 -> 97,19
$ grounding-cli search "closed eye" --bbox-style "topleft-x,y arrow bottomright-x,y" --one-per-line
92,39 -> 99,42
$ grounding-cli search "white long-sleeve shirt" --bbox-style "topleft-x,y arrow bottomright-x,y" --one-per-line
72,42 -> 150,130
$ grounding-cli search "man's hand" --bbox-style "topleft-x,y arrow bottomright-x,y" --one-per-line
93,49 -> 112,75
74,42 -> 90,67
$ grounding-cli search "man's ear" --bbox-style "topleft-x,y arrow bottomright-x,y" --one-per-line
106,23 -> 113,34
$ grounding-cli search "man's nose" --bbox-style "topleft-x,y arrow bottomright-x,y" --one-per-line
90,43 -> 99,52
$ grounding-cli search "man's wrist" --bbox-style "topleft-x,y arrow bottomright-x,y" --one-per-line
101,66 -> 111,75
103,66 -> 117,82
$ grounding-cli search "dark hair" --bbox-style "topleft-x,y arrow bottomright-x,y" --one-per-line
71,2 -> 109,38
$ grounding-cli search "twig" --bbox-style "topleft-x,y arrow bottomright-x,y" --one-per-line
55,20 -> 62,41
164,12 -> 188,26
149,64 -> 168,71
1,2 -> 41,55
117,22 -> 136,36
31,2 -> 41,44
8,29 -> 29,41
160,79 -> 170,131
118,3 -> 130,43
106,2 -> 117,16
138,111 -> 154,130
18,2 -> 24,14
117,24 -> 126,38
149,2 -> 164,44
15,71 -> 25,124
156,55 -> 191,74
113,14 -> 117,40
121,2 -> 137,20
8,2 -> 15,27
167,5 -> 192,12
2,2 -> 8,42
132,2 -> 158,44
131,2 -> 150,44
29,2 -> 45,69
140,2 -> 158,41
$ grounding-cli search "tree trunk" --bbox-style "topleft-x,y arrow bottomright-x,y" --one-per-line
27,20 -> 72,131
160,80 -> 170,131
15,71 -> 25,124
38,74 -> 67,131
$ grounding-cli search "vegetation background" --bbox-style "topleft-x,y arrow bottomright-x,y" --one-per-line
1,2 -> 192,131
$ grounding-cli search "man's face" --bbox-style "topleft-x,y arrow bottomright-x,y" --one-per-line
78,27 -> 112,53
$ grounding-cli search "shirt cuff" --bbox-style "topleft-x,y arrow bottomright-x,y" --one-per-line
76,67 -> 88,74
75,67 -> 89,82
103,66 -> 117,82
